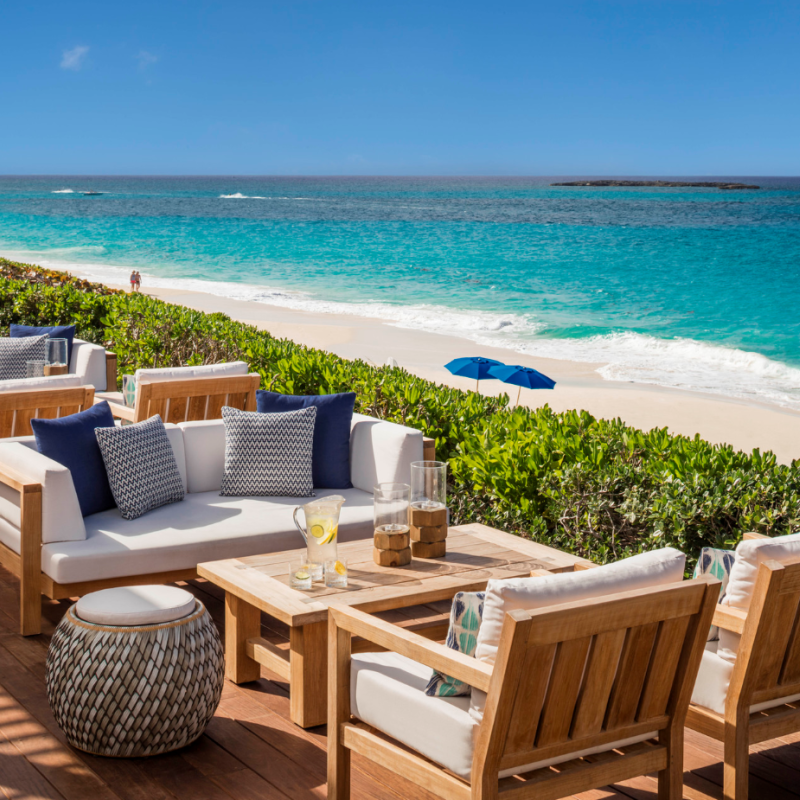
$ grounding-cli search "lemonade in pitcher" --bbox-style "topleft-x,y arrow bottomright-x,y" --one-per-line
293,495 -> 346,580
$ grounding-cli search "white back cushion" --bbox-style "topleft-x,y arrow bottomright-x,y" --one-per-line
0,374 -> 82,393
349,413 -> 424,493
0,442 -> 86,545
70,339 -> 108,390
717,532 -> 800,663
470,547 -> 686,722
134,361 -> 248,384
164,423 -> 187,493
178,419 -> 226,493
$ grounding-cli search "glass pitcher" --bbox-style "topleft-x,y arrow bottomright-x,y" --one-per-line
293,495 -> 346,580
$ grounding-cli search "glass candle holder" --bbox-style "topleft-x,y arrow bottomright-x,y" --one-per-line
373,483 -> 410,535
122,375 -> 137,407
410,461 -> 447,511
46,338 -> 68,367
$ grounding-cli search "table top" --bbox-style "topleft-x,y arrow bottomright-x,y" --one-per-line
197,523 -> 589,627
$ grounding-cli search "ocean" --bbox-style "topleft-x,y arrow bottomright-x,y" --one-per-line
0,175 -> 799,409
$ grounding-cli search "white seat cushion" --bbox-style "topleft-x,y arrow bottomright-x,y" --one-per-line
691,640 -> 800,715
470,547 -> 686,723
352,650 -> 655,781
718,533 -> 800,663
76,585 -> 196,626
134,361 -> 248,383
0,374 -> 82,393
41,487 -> 375,583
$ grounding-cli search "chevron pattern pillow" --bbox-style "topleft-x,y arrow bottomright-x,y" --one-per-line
425,591 -> 485,697
95,415 -> 185,520
220,405 -> 316,497
0,334 -> 48,380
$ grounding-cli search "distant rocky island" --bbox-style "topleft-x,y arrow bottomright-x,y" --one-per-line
551,180 -> 760,190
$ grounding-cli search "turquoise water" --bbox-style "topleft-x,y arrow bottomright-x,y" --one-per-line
0,176 -> 799,407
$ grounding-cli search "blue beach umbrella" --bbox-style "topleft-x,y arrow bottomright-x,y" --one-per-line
488,364 -> 556,405
444,357 -> 504,392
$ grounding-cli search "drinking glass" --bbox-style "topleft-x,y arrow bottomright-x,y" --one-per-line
324,558 -> 348,588
26,360 -> 45,378
290,559 -> 313,590
410,461 -> 447,511
46,338 -> 68,367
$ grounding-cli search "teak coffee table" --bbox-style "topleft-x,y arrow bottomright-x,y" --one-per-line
197,523 -> 589,727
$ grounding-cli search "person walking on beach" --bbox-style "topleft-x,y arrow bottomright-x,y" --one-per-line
129,270 -> 137,292
134,271 -> 142,292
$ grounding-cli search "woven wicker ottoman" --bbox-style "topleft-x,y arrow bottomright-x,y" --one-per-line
46,585 -> 225,757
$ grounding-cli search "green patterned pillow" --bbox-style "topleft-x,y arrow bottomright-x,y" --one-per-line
693,547 -> 735,640
425,591 -> 484,697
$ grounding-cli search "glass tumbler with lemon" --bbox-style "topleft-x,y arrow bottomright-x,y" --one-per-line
292,495 -> 346,581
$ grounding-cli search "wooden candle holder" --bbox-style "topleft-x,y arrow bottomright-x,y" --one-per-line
44,364 -> 69,376
408,506 -> 448,558
373,529 -> 411,566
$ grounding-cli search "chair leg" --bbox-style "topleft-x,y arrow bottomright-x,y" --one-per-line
327,617 -> 351,800
19,566 -> 42,637
658,726 -> 684,800
723,719 -> 749,800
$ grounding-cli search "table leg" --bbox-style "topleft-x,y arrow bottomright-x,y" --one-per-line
225,593 -> 261,684
290,620 -> 328,727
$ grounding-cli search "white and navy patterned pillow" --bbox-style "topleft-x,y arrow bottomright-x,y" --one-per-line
95,414 -> 185,520
693,547 -> 736,641
0,335 -> 48,380
220,405 -> 316,497
425,591 -> 485,697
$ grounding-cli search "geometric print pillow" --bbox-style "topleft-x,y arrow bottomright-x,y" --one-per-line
95,414 -> 185,520
425,591 -> 485,697
219,405 -> 316,497
693,546 -> 736,641
0,334 -> 48,380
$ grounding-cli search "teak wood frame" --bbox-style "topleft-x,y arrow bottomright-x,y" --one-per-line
685,531 -> 800,800
0,385 -> 95,438
328,574 -> 719,800
103,372 -> 261,423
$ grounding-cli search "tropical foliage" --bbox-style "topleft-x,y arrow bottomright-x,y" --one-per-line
1,257 -> 798,567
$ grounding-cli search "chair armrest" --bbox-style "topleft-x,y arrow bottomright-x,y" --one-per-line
712,605 -> 748,635
330,605 -> 493,692
743,532 -> 770,541
100,397 -> 136,422
0,463 -> 43,495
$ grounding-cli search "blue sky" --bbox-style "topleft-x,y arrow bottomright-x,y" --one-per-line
1,0 -> 798,175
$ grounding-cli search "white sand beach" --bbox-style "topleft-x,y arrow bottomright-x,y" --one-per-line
108,281 -> 800,465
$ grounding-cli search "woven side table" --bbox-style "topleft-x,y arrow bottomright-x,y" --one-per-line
46,586 -> 225,757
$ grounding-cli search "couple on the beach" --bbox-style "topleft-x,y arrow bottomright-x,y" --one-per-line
129,270 -> 142,292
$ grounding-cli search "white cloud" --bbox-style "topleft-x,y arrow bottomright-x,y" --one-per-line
61,45 -> 89,71
137,50 -> 158,69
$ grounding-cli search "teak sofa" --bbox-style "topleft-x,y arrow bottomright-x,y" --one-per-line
328,573 -> 719,800
0,412 -> 424,635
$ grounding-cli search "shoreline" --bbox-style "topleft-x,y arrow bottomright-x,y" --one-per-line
106,279 -> 800,465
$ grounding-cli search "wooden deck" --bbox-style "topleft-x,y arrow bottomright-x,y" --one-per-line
1,563 -> 800,800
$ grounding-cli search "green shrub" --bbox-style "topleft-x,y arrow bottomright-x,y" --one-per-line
2,257 -> 798,567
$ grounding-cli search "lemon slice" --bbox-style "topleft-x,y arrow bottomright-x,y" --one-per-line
310,524 -> 325,539
294,570 -> 310,581
334,561 -> 346,576
320,525 -> 338,545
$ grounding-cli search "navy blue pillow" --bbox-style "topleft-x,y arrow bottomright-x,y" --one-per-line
31,402 -> 117,517
10,324 -> 76,364
256,391 -> 355,489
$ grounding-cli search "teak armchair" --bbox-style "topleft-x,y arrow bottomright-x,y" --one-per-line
103,373 -> 260,423
328,577 -> 719,800
686,532 -> 800,800
0,385 -> 95,438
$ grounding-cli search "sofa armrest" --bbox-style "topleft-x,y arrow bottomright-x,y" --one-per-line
330,605 -> 493,692
70,339 -> 109,391
100,397 -> 136,422
349,413 -> 424,493
712,605 -> 748,635
105,351 -> 118,392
